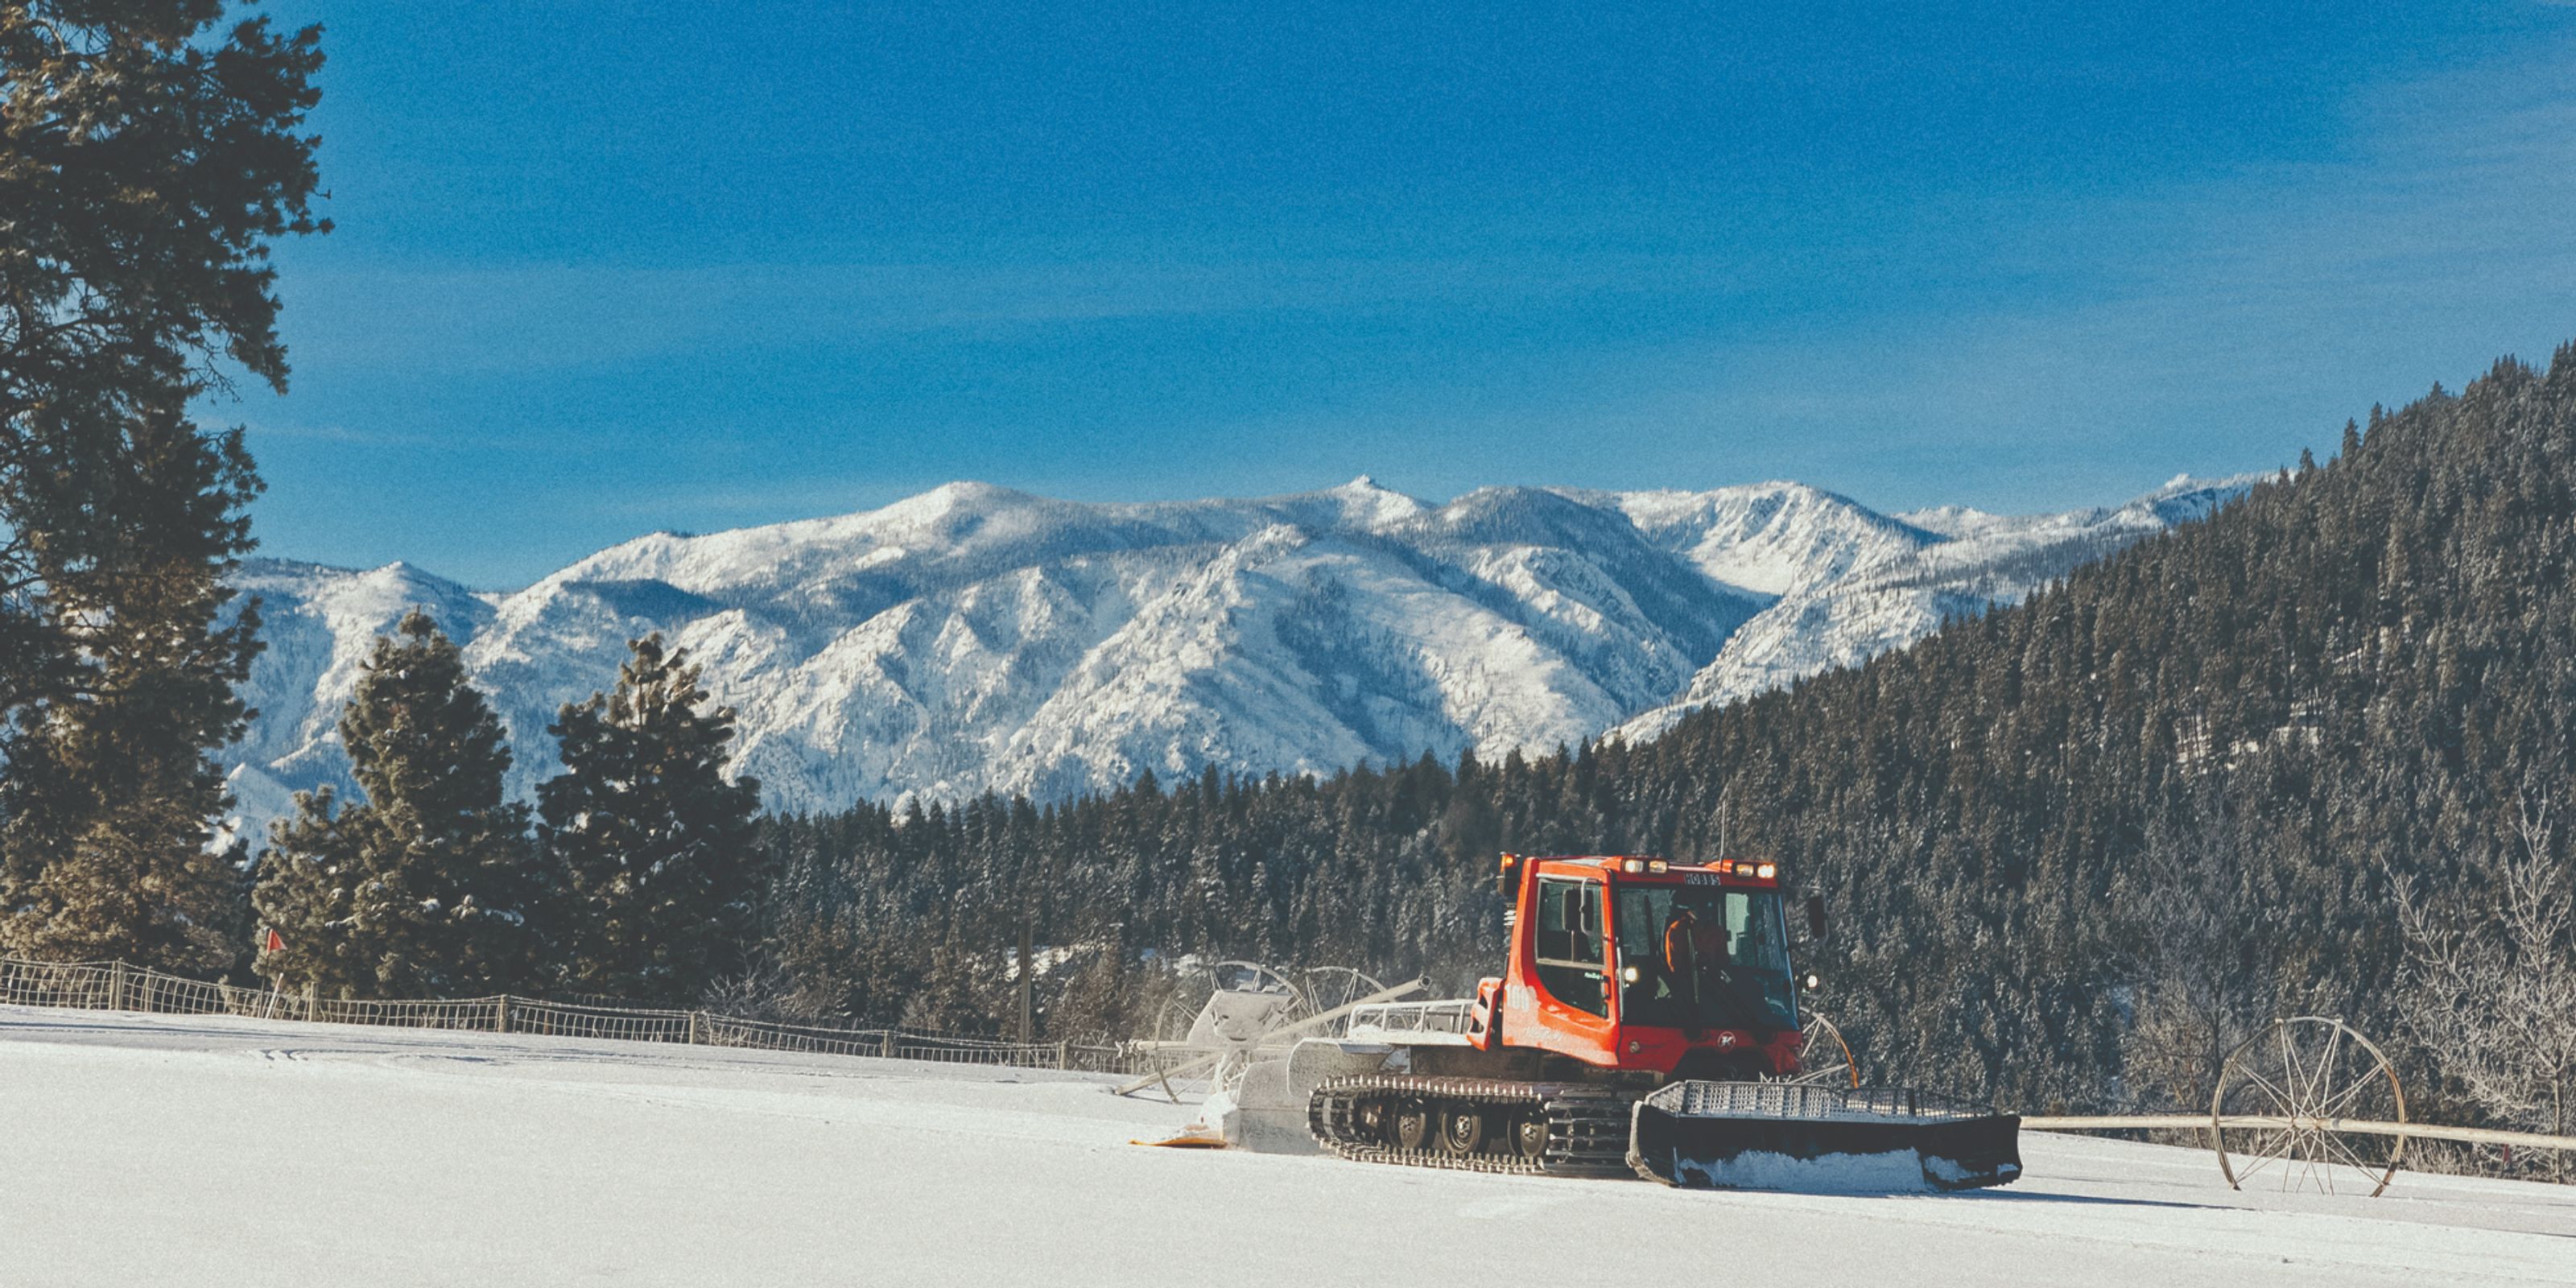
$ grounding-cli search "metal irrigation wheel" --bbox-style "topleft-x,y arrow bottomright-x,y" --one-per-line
2211,1016 -> 2409,1196
1160,960 -> 1301,1044
1154,993 -> 1199,1046
1294,966 -> 1387,1023
1208,960 -> 1300,1002
1787,1012 -> 1860,1088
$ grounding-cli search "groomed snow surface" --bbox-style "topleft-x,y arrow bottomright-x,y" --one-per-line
6,1007 -> 2570,1286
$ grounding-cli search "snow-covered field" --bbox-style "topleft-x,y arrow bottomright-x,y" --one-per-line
4,1006 -> 2569,1286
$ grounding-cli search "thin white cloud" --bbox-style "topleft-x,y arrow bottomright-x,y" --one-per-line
276,251 -> 1763,376
240,422 -> 389,444
1492,38 -> 2576,510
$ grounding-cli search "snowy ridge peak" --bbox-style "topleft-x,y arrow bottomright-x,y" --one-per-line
1612,472 -> 2266,743
1314,473 -> 1430,528
1601,481 -> 1937,597
224,473 -> 2254,840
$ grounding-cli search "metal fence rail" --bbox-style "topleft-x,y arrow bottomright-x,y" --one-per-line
0,956 -> 1150,1077
2022,1113 -> 2576,1154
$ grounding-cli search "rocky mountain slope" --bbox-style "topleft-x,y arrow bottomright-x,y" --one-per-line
220,473 -> 2249,839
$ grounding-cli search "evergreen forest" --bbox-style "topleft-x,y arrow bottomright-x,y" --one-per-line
754,350 -> 2576,1138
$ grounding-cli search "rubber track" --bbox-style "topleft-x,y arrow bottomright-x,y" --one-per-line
1307,1075 -> 1637,1178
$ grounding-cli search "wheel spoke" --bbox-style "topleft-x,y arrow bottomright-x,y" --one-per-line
2235,1066 -> 2297,1117
2321,1046 -> 2393,1126
2279,1026 -> 2305,1113
2314,1024 -> 2346,1120
2323,1128 -> 2379,1182
2308,1025 -> 2349,1117
2285,1026 -> 2339,1195
2315,1067 -> 2379,1123
2235,1127 -> 2297,1183
2238,1065 -> 2296,1117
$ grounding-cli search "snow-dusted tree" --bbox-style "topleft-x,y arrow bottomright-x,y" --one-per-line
2115,783 -> 2284,1111
0,409 -> 265,972
252,612 -> 542,998
0,2 -> 324,972
539,634 -> 761,1005
2393,788 -> 2576,1179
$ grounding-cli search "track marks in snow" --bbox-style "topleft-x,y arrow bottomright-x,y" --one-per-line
4,1007 -> 2571,1288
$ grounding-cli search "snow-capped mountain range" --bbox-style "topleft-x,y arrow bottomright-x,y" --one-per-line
221,473 -> 2251,842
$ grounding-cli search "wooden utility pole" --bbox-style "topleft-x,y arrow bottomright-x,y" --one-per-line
1017,917 -> 1035,1046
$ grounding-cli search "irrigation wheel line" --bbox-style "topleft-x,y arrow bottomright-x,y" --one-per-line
1985,1009 -> 2576,1198
2210,1016 -> 2407,1197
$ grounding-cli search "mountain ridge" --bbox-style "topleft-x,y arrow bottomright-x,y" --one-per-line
220,472 -> 2256,843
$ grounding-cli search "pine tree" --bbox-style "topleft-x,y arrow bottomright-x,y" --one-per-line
0,409 -> 264,972
0,2 -> 324,971
252,611 -> 541,998
539,634 -> 762,1005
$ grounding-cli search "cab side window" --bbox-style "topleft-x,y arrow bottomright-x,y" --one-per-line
1533,877 -> 1608,1017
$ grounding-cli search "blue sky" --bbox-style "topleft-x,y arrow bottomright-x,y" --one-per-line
235,2 -> 2576,587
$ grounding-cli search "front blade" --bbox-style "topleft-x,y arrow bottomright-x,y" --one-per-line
1629,1081 -> 2022,1192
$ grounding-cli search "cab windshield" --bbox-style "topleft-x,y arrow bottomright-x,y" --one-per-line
1615,884 -> 1798,1034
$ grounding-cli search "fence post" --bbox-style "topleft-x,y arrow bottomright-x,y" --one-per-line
1056,1039 -> 1067,1071
495,995 -> 510,1034
881,1030 -> 897,1060
690,1010 -> 707,1045
109,960 -> 128,1012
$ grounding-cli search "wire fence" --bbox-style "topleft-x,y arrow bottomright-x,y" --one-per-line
0,956 -> 1154,1076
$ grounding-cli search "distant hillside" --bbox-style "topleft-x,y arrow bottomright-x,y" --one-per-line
221,473 -> 2243,840
758,349 -> 2576,1134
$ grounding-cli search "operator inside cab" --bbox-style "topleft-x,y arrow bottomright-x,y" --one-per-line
1659,905 -> 1752,1030
1615,881 -> 1798,1035
1662,906 -> 1723,983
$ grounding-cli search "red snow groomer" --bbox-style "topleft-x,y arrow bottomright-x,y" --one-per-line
1298,853 -> 2022,1191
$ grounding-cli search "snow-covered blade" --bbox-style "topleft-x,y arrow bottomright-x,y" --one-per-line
1629,1081 -> 2022,1193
